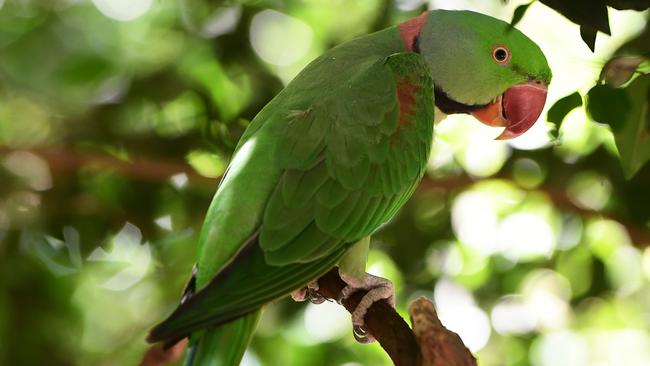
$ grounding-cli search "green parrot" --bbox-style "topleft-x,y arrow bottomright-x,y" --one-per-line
148,9 -> 551,365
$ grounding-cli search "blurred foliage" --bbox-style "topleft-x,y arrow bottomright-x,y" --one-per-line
1,0 -> 650,366
512,0 -> 650,50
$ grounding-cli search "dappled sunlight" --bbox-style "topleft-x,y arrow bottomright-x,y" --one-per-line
491,295 -> 537,335
512,158 -> 545,189
642,248 -> 650,280
250,10 -> 313,67
367,249 -> 404,290
435,114 -> 511,176
0,98 -> 51,148
606,246 -> 644,296
556,213 -> 584,250
532,329 -> 650,366
521,270 -> 572,331
556,108 -> 610,160
250,10 -> 314,84
452,190 -> 499,255
93,0 -> 153,22
2,151 -> 52,191
498,213 -> 556,262
531,330 -> 589,366
434,278 -> 491,352
507,120 -> 555,150
169,173 -> 189,189
241,351 -> 262,366
87,222 -> 152,291
463,133 -> 511,177
2,1 -> 650,365
186,150 -> 226,178
195,5 -> 242,38
566,171 -> 612,211
303,301 -> 350,343
586,219 -> 632,258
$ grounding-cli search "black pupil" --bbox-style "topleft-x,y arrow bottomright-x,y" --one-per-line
495,48 -> 507,61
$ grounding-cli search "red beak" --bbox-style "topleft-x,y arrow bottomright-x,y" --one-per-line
470,81 -> 548,140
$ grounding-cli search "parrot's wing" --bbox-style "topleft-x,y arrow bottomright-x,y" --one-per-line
260,52 -> 434,264
148,52 -> 434,343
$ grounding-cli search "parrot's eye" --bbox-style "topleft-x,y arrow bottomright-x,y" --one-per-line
492,46 -> 510,64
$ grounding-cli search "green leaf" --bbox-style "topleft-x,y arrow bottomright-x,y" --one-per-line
587,84 -> 630,132
540,0 -> 610,34
580,26 -> 598,52
186,150 -> 226,178
510,1 -> 534,27
599,56 -> 648,87
587,75 -> 650,178
539,0 -> 610,51
547,91 -> 582,127
604,0 -> 650,10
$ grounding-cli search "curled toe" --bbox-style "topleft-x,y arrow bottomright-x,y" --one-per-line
352,324 -> 374,344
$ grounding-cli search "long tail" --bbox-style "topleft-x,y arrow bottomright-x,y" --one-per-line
185,311 -> 261,366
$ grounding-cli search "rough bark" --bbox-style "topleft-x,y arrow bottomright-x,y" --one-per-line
409,297 -> 477,366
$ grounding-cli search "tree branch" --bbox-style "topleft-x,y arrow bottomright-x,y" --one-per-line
316,268 -> 477,366
316,269 -> 421,366
409,297 -> 477,366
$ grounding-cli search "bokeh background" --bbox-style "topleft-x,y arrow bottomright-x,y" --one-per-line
1,0 -> 650,365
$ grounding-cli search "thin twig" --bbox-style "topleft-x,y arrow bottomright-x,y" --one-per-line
3,146 -> 648,246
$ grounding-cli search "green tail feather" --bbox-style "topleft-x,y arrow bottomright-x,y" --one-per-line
185,311 -> 261,366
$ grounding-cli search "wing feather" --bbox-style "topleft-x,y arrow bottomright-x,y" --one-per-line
262,52 -> 434,263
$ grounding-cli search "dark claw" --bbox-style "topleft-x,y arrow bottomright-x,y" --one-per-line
307,287 -> 326,304
353,324 -> 373,344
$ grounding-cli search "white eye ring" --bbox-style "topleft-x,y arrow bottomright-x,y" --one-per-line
492,45 -> 511,64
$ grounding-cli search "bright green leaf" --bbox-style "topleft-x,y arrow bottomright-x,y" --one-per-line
587,75 -> 650,178
580,26 -> 598,52
187,150 -> 226,178
510,1 -> 534,27
547,91 -> 582,127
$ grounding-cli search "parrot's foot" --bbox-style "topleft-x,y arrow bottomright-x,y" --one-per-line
291,281 -> 326,304
337,272 -> 395,344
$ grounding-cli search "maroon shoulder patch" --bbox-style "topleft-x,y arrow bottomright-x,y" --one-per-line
397,78 -> 419,126
398,12 -> 428,52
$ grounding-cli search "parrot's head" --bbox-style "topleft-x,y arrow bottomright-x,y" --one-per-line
404,10 -> 552,139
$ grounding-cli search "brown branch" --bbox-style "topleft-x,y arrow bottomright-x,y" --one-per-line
0,146 -> 215,185
5,146 -> 648,247
316,269 -> 477,366
409,297 -> 477,366
4,145 -> 650,247
316,268 -> 422,366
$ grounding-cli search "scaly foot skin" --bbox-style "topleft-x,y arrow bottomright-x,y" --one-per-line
337,271 -> 395,344
291,281 -> 326,304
